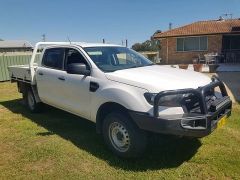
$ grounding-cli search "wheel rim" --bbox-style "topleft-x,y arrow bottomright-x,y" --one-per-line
108,122 -> 130,152
27,92 -> 35,110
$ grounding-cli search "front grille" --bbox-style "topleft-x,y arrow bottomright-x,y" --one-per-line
181,90 -> 219,114
205,95 -> 217,111
181,93 -> 202,114
209,96 -> 231,112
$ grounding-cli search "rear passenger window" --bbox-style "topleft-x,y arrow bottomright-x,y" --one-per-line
42,48 -> 64,69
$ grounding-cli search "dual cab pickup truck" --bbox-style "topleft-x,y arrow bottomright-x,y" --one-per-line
8,42 -> 232,158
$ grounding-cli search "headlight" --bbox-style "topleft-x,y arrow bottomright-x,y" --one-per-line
144,93 -> 157,105
144,93 -> 185,107
158,94 -> 185,107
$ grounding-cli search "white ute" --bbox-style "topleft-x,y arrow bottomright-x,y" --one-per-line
8,42 -> 232,158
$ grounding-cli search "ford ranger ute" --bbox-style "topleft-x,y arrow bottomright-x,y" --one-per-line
8,42 -> 232,158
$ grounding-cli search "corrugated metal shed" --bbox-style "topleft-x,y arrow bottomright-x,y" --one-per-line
0,53 -> 41,81
0,40 -> 33,48
0,54 -> 31,81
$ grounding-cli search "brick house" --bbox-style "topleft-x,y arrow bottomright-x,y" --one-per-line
153,18 -> 240,64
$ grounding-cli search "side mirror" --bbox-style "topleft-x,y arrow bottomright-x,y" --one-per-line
67,63 -> 90,76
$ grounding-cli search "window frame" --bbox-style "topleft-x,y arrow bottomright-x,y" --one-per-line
64,47 -> 91,71
176,36 -> 208,52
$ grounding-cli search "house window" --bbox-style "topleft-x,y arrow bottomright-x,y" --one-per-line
223,35 -> 240,50
176,36 -> 208,51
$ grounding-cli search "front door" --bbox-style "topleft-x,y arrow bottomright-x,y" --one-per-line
61,48 -> 91,119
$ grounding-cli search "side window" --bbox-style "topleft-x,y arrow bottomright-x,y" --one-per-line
65,48 -> 89,69
42,48 -> 64,69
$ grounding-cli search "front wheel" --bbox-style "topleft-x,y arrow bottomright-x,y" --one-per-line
102,112 -> 147,158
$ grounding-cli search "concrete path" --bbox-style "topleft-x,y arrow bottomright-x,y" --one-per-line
206,72 -> 240,103
217,64 -> 240,72
163,64 -> 240,72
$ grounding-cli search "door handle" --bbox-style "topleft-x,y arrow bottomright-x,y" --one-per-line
38,72 -> 44,76
58,76 -> 65,81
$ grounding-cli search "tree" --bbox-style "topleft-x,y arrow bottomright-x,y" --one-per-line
132,30 -> 161,52
132,39 -> 160,52
132,43 -> 144,52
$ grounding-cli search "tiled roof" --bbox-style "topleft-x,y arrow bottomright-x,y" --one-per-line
0,40 -> 33,48
154,19 -> 240,38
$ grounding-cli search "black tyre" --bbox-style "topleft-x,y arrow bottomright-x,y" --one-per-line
25,90 -> 43,113
102,112 -> 147,158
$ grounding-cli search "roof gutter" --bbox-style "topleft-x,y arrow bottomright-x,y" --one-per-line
154,32 -> 240,39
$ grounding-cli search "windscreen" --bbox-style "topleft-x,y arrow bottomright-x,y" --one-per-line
83,46 -> 153,72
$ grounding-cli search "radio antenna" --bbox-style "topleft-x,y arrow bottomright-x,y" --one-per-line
67,36 -> 71,44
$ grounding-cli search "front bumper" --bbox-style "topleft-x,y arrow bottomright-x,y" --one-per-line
129,76 -> 232,138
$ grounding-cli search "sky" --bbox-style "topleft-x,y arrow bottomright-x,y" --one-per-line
0,0 -> 239,46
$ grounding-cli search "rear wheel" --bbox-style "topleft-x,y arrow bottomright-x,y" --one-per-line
102,112 -> 147,158
25,90 -> 42,113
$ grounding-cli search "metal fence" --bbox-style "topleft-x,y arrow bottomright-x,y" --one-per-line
0,53 -> 32,81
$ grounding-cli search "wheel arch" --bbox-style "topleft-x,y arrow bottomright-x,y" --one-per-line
96,102 -> 130,134
17,81 -> 41,103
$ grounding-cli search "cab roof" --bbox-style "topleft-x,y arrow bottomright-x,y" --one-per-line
34,42 -> 123,48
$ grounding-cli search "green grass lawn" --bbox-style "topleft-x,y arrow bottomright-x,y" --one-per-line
0,82 -> 240,179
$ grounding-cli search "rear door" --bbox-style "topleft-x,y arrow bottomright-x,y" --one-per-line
36,48 -> 67,108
